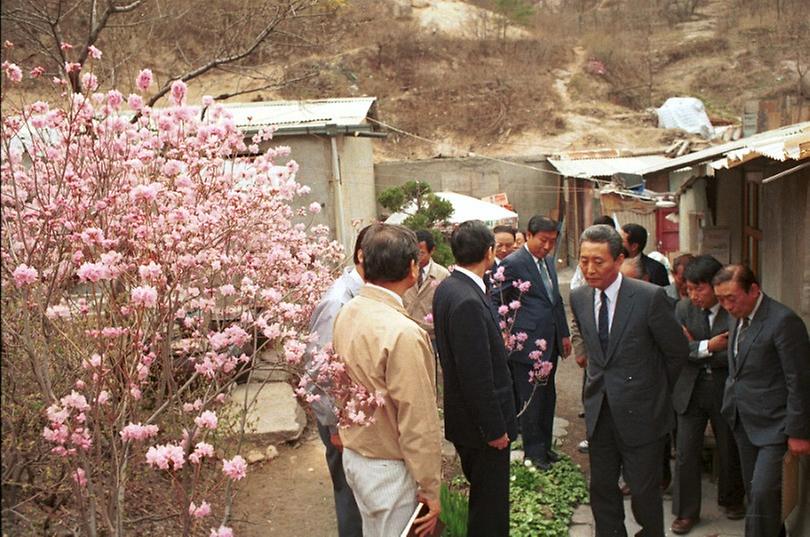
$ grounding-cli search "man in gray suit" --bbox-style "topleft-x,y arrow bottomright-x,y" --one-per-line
713,264 -> 810,537
571,224 -> 688,537
305,225 -> 371,537
670,255 -> 744,535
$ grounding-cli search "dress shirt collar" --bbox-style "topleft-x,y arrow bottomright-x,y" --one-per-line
365,283 -> 403,307
524,243 -> 542,263
346,267 -> 363,290
742,292 -> 764,324
706,301 -> 721,328
421,260 -> 432,281
453,266 -> 486,294
601,272 -> 623,305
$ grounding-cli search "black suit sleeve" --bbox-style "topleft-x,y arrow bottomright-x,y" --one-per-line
776,312 -> 810,439
447,297 -> 508,442
647,287 -> 689,389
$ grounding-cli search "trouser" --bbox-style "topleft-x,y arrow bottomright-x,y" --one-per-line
733,424 -> 787,537
317,422 -> 363,537
589,400 -> 666,537
511,343 -> 558,462
672,374 -> 744,519
342,448 -> 417,537
456,443 -> 511,537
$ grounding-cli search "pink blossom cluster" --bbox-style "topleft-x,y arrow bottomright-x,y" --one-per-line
222,455 -> 247,481
120,422 -> 159,442
296,346 -> 384,428
3,48 -> 344,535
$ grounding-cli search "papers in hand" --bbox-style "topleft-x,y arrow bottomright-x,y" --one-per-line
400,501 -> 445,537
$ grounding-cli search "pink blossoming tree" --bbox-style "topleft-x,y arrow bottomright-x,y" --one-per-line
1,49 -> 343,536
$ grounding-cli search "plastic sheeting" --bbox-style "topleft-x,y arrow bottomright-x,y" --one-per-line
656,97 -> 714,139
385,191 -> 518,228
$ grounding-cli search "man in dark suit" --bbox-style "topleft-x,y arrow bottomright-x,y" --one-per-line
491,215 -> 571,469
670,255 -> 744,534
570,224 -> 689,537
621,223 -> 669,287
433,220 -> 517,537
713,264 -> 810,537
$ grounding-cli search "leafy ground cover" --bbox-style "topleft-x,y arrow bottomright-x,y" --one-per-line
441,454 -> 589,537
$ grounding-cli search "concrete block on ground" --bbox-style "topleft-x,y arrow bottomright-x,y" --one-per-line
229,382 -> 306,444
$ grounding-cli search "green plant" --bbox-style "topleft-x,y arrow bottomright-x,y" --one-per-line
439,454 -> 588,536
440,483 -> 469,537
377,181 -> 455,266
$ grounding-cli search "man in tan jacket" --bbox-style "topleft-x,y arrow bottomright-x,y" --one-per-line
333,224 -> 443,537
403,230 -> 450,341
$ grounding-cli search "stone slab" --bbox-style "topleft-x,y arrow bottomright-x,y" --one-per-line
228,382 -> 306,444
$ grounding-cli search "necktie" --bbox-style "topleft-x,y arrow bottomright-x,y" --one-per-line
598,291 -> 609,355
537,258 -> 554,303
703,309 -> 712,334
734,317 -> 750,358
417,268 -> 424,289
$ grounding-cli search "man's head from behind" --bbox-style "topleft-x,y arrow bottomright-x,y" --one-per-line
415,229 -> 436,269
712,264 -> 761,320
492,225 -> 516,261
683,255 -> 721,310
352,225 -> 372,278
621,223 -> 648,258
671,253 -> 695,297
525,216 -> 559,259
451,220 -> 495,268
620,254 -> 648,282
579,224 -> 625,291
361,224 -> 420,286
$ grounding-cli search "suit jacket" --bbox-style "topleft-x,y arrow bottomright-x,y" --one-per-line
722,294 -> 810,446
672,299 -> 730,414
570,277 -> 689,446
433,271 -> 518,447
491,246 -> 569,365
333,286 -> 443,500
403,260 -> 450,338
306,267 -> 364,429
642,254 -> 669,287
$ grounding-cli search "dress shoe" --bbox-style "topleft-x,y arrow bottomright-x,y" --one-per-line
546,450 -> 561,462
527,458 -> 552,471
577,440 -> 589,453
671,517 -> 698,534
725,504 -> 745,520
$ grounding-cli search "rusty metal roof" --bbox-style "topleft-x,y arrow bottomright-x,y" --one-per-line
548,155 -> 672,179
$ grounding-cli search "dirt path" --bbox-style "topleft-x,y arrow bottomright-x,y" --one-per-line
232,429 -> 338,537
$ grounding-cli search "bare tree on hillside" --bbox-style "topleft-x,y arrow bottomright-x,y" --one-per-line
1,0 -> 336,104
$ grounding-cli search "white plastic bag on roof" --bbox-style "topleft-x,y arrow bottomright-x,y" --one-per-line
656,97 -> 714,139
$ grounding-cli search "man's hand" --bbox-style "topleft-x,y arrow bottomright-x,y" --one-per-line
562,337 -> 572,358
575,355 -> 588,369
487,433 -> 510,450
330,433 -> 343,452
707,331 -> 729,353
414,494 -> 441,537
682,325 -> 694,342
788,437 -> 810,455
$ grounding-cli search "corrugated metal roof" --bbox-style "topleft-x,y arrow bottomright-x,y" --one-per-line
548,155 -> 672,179
637,121 -> 810,175
222,97 -> 377,135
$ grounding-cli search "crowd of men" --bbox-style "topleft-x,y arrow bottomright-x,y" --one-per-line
305,217 -> 810,537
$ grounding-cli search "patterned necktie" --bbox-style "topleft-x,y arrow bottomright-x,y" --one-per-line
537,258 -> 554,303
417,267 -> 424,289
598,291 -> 609,355
734,317 -> 750,358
